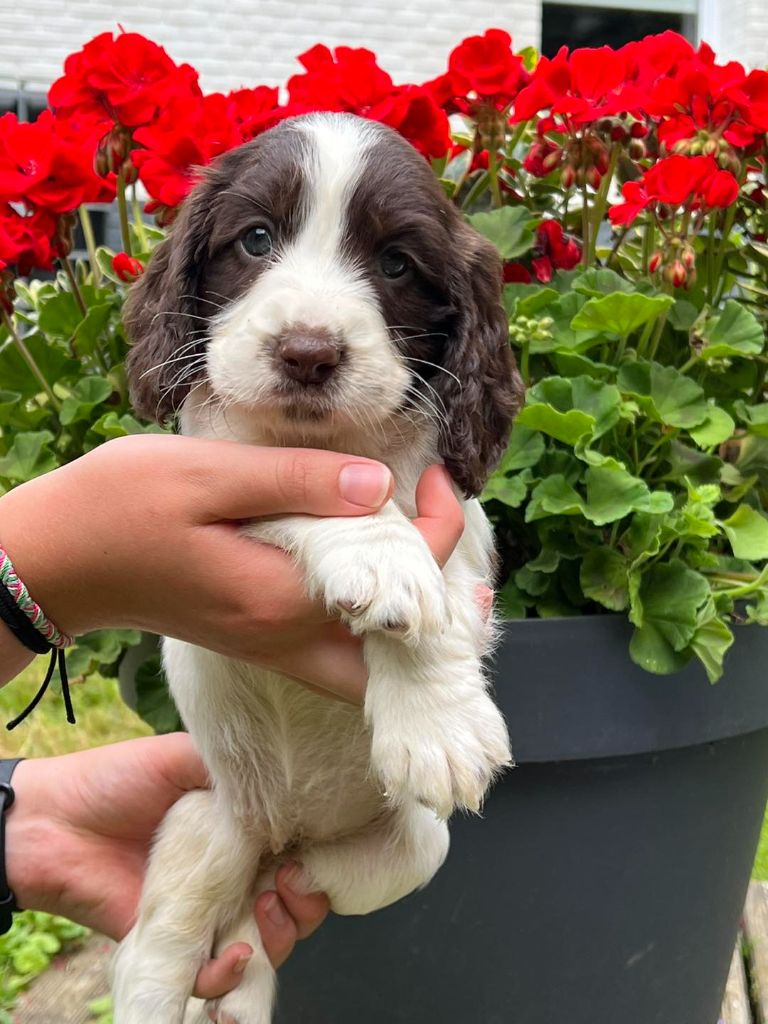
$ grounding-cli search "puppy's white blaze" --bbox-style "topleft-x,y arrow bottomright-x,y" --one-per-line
204,113 -> 410,428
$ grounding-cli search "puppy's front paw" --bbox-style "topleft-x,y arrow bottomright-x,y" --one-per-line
312,533 -> 448,643
370,688 -> 512,819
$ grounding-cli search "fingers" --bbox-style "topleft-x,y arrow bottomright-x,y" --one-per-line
412,465 -> 465,567
193,942 -> 254,1000
274,863 -> 330,942
188,441 -> 393,521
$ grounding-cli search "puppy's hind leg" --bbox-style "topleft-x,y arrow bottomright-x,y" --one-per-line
112,790 -> 265,1024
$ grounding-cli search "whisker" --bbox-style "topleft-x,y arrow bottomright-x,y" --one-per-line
150,310 -> 211,327
402,356 -> 461,388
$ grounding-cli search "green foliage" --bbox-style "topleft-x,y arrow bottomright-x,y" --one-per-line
0,910 -> 89,1017
1,248 -> 167,692
482,261 -> 768,683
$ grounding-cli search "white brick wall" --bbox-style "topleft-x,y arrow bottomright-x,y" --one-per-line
0,0 -> 541,95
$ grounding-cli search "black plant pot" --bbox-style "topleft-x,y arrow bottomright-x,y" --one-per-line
275,615 -> 768,1024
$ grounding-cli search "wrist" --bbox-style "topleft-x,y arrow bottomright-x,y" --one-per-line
0,473 -> 95,637
4,759 -> 62,915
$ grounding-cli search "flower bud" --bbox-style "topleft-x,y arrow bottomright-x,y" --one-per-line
120,158 -> 138,185
663,259 -> 688,288
628,139 -> 646,161
682,246 -> 696,271
648,251 -> 663,274
561,165 -> 576,189
611,125 -> 628,143
703,137 -> 719,157
542,149 -> 563,172
586,165 -> 603,190
112,253 -> 145,283
630,121 -> 649,139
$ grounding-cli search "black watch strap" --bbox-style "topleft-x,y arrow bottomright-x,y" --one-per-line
0,758 -> 24,934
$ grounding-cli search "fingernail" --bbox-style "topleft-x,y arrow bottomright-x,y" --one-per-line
234,953 -> 252,975
264,892 -> 289,927
339,463 -> 392,508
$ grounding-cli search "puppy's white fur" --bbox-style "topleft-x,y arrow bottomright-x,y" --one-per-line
112,114 -> 511,1024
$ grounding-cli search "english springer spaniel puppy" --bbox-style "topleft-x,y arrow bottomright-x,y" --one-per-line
113,112 -> 523,1024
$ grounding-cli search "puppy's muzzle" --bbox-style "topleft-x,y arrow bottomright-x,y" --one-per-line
276,326 -> 343,385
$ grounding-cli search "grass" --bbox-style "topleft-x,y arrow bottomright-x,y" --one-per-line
0,663 -> 151,759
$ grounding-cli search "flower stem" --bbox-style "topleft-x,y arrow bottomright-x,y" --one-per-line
711,202 -> 738,305
581,186 -> 590,267
79,206 -> 101,284
487,146 -> 503,209
116,168 -> 133,257
131,183 -> 148,252
642,219 -> 656,276
588,144 -> 620,264
1,307 -> 61,411
60,257 -> 87,317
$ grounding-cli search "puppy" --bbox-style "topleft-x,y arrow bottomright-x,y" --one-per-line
113,112 -> 523,1024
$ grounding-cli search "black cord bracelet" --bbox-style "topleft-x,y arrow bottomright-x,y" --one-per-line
0,758 -> 24,935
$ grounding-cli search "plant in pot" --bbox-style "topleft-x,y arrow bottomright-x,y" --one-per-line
2,25 -> 768,1024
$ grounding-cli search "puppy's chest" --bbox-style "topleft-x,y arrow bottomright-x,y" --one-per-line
194,667 -> 383,849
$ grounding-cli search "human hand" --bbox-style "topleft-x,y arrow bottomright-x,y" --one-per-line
6,734 -> 328,999
0,435 -> 465,700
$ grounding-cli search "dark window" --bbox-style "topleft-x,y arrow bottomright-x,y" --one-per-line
542,4 -> 693,56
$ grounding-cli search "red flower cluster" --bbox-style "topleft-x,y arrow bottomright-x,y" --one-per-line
287,45 -> 450,158
609,154 -> 739,225
49,31 -> 201,144
504,220 -> 582,284
428,29 -> 530,117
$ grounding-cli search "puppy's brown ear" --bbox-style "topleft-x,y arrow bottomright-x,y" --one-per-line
124,180 -> 213,423
435,225 -> 525,497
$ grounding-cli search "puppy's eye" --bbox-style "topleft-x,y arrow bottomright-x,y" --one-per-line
380,250 -> 411,280
240,227 -> 273,258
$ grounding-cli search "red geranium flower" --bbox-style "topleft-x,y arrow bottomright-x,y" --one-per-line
288,44 -> 394,113
609,154 -> 739,225
0,202 -> 58,275
368,86 -> 450,158
0,111 -> 113,213
532,220 -> 582,282
513,44 -> 630,124
48,31 -> 201,143
112,252 -> 145,282
132,93 -> 242,209
225,87 -> 290,142
428,29 -> 530,116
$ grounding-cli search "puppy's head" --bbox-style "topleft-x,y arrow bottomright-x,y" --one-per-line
125,112 -> 523,495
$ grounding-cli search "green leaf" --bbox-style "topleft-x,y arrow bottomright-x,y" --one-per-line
59,377 -> 114,426
37,291 -> 84,338
465,206 -> 535,260
668,299 -> 699,332
571,268 -> 633,297
618,360 -> 709,429
516,376 -> 622,445
73,302 -> 113,358
580,549 -> 629,610
720,505 -> 768,559
631,560 -> 711,654
503,284 -> 558,319
694,300 -> 765,359
66,629 -> 142,679
497,424 -> 545,472
690,616 -> 734,683
630,622 -> 693,675
0,390 -> 22,425
543,291 -> 604,352
734,401 -> 768,437
689,406 -> 735,448
0,333 -> 79,398
526,475 -> 585,521
0,431 -> 56,482
482,469 -> 530,507
571,292 -> 673,337
583,465 -> 673,525
135,655 -> 183,734
496,578 -> 528,618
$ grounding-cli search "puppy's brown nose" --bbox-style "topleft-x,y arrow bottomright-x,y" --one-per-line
277,329 -> 341,385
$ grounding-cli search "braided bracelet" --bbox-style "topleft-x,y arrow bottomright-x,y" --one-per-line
0,546 -> 72,649
0,544 -> 75,730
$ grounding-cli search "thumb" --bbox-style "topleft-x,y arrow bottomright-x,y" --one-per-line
190,442 -> 393,521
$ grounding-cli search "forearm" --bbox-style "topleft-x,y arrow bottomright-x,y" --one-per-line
0,620 -> 34,686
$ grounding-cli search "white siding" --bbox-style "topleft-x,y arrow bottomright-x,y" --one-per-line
0,0 -> 541,95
